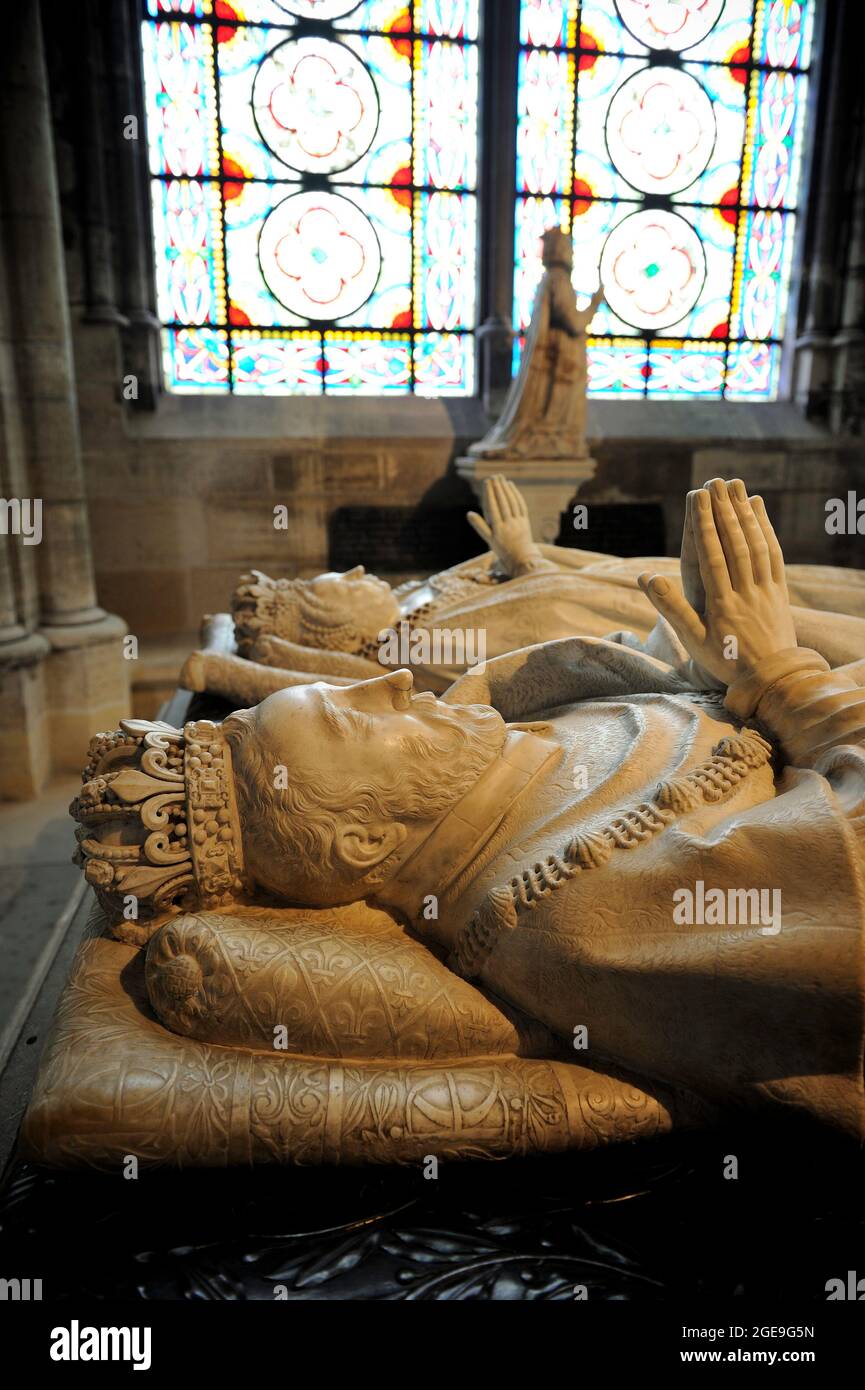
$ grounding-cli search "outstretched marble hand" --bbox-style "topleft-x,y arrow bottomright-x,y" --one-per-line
466,476 -> 544,577
639,478 -> 798,690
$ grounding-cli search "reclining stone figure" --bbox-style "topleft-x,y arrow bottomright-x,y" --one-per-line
181,476 -> 865,706
21,480 -> 865,1168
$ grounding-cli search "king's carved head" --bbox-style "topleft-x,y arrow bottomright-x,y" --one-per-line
232,567 -> 400,656
72,674 -> 508,925
223,671 -> 507,908
71,718 -> 247,935
541,226 -> 573,271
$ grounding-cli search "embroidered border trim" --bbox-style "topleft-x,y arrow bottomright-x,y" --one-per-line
449,728 -> 774,980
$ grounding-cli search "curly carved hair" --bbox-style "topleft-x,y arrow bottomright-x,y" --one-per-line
232,573 -> 378,655
224,706 -> 504,906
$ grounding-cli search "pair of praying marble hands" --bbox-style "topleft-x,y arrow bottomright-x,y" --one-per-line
468,474 -> 798,692
639,477 -> 798,690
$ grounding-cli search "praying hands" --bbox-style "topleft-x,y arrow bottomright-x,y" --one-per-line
639,478 -> 798,690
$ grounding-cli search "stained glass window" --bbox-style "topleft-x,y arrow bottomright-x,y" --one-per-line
515,0 -> 815,399
141,1 -> 480,395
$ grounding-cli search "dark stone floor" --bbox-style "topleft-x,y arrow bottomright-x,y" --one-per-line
0,778 -> 80,1050
1,1127 -> 861,1302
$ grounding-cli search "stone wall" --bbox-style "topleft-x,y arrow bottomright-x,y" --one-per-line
72,326 -> 483,641
70,307 -> 865,652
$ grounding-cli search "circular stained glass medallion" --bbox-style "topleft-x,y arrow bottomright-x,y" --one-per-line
272,0 -> 363,20
259,191 -> 382,322
600,209 -> 706,331
253,37 -> 379,176
606,66 -> 716,195
614,0 -> 725,52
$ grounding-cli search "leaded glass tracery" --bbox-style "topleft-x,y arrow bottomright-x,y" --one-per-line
515,0 -> 815,399
142,0 -> 480,395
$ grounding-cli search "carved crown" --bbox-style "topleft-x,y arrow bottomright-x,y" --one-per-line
231,569 -> 371,654
232,570 -> 302,650
71,718 -> 247,929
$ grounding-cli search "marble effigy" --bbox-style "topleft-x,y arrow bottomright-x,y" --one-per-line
20,480 -> 865,1168
180,476 -> 865,707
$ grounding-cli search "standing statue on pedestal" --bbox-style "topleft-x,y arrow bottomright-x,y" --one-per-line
470,228 -> 603,463
458,228 -> 604,540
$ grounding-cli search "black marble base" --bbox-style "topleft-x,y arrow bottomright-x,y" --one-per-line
1,1128 -> 862,1301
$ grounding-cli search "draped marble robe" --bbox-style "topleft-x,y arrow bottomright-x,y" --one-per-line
200,551 -> 865,707
371,637 -> 865,1140
22,638 -> 865,1167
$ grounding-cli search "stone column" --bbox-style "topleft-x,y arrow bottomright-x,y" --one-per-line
107,0 -> 162,411
0,4 -> 128,788
794,0 -> 865,430
0,3 -> 108,630
79,1 -> 128,331
792,1 -> 845,417
476,0 -> 520,419
830,50 -> 865,436
0,197 -> 40,644
0,189 -> 51,798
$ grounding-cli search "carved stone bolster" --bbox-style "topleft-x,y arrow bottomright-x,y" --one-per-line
180,649 -> 355,704
724,648 -> 831,720
241,633 -> 382,679
144,909 -> 549,1062
20,921 -> 709,1169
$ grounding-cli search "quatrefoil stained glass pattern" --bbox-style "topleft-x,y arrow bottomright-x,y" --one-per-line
515,0 -> 815,399
142,0 -> 480,395
251,36 -> 381,176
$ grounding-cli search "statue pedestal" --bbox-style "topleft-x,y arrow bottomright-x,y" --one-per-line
457,454 -> 597,544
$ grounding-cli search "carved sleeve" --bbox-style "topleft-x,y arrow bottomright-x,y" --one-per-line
725,648 -> 865,861
725,648 -> 865,766
241,633 -> 383,679
507,553 -> 561,578
548,272 -> 602,336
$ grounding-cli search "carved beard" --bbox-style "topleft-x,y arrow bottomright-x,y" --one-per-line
358,706 -> 508,888
227,702 -> 508,906
386,700 -> 508,817
395,704 -> 507,807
